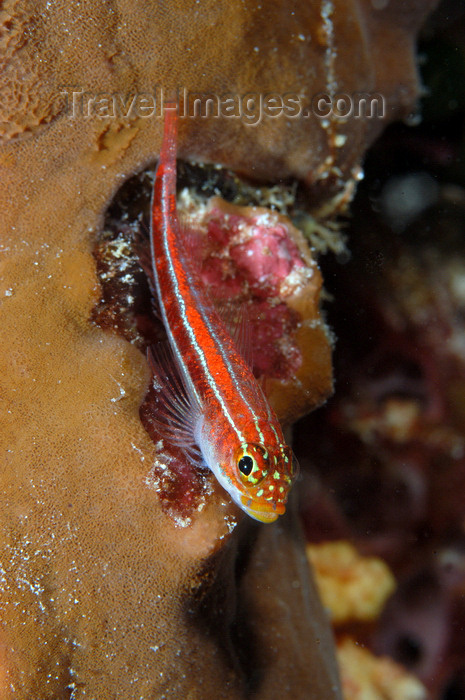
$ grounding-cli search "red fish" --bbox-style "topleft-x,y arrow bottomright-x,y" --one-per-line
147,104 -> 297,522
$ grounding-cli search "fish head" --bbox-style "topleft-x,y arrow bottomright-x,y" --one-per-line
203,436 -> 298,523
232,442 -> 298,522
198,412 -> 298,522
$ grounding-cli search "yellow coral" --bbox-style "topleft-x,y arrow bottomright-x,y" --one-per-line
307,541 -> 396,623
337,637 -> 426,700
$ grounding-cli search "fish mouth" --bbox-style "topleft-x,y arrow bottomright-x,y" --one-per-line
240,495 -> 286,523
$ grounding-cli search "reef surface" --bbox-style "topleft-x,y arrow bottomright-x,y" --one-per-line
0,0 -> 437,697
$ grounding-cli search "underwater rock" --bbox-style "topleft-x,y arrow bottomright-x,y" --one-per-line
296,187 -> 465,697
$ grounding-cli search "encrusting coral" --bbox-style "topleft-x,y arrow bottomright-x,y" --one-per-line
0,0 -> 437,697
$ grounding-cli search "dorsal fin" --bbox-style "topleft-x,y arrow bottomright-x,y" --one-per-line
216,302 -> 253,369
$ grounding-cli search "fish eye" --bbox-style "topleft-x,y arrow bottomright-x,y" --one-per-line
238,455 -> 254,476
236,444 -> 269,485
